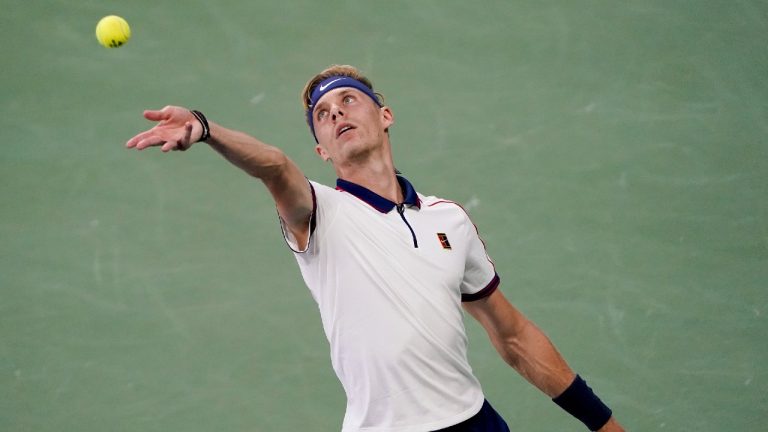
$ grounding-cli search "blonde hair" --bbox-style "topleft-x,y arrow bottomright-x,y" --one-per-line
301,65 -> 384,124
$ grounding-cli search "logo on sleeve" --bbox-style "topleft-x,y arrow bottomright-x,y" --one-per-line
437,233 -> 452,250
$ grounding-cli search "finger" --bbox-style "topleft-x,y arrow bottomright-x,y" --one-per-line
161,140 -> 178,152
134,135 -> 166,150
126,130 -> 152,148
126,135 -> 140,148
166,124 -> 193,152
162,133 -> 187,152
143,108 -> 170,122
173,126 -> 193,151
181,122 -> 193,148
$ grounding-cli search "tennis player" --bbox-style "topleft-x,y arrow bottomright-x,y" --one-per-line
126,65 -> 624,432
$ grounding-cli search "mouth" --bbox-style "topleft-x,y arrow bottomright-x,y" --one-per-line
336,124 -> 356,138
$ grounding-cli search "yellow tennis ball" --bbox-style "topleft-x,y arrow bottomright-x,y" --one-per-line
95,15 -> 131,48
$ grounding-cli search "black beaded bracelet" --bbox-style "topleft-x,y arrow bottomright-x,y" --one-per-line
190,110 -> 210,142
552,375 -> 613,431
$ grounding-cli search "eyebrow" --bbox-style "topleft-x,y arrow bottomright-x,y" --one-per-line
313,89 -> 358,115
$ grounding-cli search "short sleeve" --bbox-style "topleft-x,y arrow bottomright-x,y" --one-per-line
279,179 -> 317,253
460,216 -> 500,302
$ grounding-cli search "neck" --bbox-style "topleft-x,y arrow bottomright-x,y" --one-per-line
336,156 -> 401,203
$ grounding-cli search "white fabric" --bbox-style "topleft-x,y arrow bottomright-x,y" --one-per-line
281,180 -> 498,432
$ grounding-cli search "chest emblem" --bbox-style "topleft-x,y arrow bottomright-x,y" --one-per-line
437,233 -> 452,250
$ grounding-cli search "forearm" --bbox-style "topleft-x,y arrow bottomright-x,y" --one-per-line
204,122 -> 290,181
494,318 -> 575,397
496,319 -> 621,430
201,120 -> 312,231
465,291 -> 620,430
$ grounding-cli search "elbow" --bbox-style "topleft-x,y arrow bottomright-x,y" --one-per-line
248,147 -> 289,180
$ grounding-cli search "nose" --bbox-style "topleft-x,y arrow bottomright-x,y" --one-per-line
331,104 -> 344,121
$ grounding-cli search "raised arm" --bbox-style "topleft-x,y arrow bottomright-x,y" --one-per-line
126,106 -> 313,248
463,289 -> 624,431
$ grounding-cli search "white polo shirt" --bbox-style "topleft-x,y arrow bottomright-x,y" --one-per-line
281,176 -> 500,432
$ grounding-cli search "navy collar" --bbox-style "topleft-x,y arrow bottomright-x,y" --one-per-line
336,175 -> 421,213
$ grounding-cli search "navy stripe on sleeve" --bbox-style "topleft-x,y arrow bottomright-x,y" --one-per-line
461,273 -> 500,302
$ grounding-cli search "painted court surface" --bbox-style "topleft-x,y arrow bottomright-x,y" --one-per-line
2,1 -> 766,430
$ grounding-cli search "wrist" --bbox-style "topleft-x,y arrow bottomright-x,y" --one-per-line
190,110 -> 210,142
552,374 -> 613,431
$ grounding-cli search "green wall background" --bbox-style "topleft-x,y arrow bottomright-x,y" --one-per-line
2,1 -> 766,430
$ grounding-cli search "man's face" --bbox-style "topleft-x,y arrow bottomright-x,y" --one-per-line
311,87 -> 393,164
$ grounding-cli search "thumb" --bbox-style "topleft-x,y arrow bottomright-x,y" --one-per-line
143,108 -> 171,121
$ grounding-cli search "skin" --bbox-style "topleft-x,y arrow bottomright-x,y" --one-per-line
311,88 -> 400,204
125,88 -> 624,431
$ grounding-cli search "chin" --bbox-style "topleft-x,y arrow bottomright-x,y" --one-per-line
342,144 -> 376,164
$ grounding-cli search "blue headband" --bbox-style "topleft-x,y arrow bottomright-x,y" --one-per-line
306,76 -> 382,142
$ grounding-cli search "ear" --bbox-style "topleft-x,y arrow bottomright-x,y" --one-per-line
380,106 -> 394,129
315,144 -> 331,162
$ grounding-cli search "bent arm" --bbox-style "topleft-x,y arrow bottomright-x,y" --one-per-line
126,106 -> 313,248
204,122 -> 313,246
463,289 -> 623,431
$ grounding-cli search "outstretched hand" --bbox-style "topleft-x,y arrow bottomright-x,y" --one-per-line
125,106 -> 203,152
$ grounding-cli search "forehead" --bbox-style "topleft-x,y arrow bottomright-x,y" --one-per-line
313,87 -> 368,109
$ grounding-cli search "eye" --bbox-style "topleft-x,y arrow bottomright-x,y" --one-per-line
343,95 -> 354,104
316,109 -> 328,121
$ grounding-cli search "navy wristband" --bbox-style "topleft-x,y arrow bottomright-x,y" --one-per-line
552,375 -> 612,431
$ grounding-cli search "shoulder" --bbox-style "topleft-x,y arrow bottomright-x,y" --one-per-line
420,194 -> 471,216
307,180 -> 348,216
308,180 -> 333,194
418,193 -> 489,243
308,180 -> 341,203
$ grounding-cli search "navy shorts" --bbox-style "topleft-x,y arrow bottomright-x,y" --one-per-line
434,399 -> 510,432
